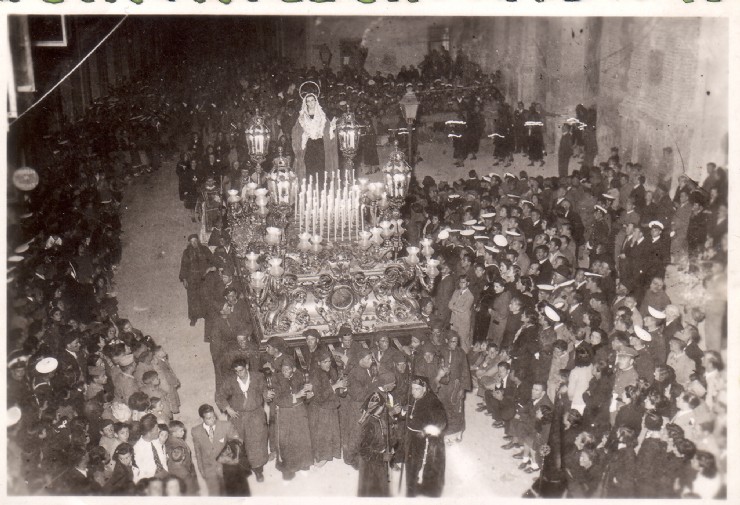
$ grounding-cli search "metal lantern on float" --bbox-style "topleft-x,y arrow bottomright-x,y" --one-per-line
383,140 -> 411,201
246,109 -> 271,168
337,103 -> 362,170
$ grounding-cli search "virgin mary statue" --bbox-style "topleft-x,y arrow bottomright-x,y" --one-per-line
291,92 -> 339,185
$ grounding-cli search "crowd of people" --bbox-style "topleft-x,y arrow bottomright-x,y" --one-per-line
7,37 -> 729,499
397,157 -> 728,498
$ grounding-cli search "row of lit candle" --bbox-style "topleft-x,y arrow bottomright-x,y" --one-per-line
296,169 -> 364,242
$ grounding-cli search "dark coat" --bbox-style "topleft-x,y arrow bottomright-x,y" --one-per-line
406,390 -> 447,497
582,374 -> 613,435
635,438 -> 671,497
433,274 -> 456,326
603,446 -> 637,497
358,415 -> 390,497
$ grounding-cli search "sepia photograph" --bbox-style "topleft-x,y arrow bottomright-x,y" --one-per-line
4,5 -> 733,500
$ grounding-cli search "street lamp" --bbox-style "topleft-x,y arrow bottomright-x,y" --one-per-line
246,109 -> 271,176
337,103 -> 362,170
399,86 -> 420,166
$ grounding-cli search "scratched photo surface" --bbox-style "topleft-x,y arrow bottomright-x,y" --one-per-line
5,11 -> 730,501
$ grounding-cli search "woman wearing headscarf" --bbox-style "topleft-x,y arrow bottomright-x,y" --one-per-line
291,92 -> 339,184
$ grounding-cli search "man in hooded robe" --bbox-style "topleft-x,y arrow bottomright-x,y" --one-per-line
179,234 -> 215,326
291,93 -> 339,185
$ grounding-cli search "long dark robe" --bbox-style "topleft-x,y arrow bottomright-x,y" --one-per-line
342,365 -> 375,467
405,390 -> 447,497
437,347 -> 472,435
307,367 -> 342,463
179,244 -> 214,321
273,372 -> 313,476
358,414 -> 390,497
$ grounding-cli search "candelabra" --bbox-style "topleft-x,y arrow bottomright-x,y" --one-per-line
337,103 -> 362,170
381,140 -> 411,221
246,109 -> 271,176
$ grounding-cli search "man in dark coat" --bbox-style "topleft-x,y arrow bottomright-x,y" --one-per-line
49,446 -> 97,495
272,355 -> 314,480
343,349 -> 377,469
433,263 -> 456,327
357,389 -> 393,497
215,358 -> 271,482
404,376 -> 447,497
557,124 -> 573,178
437,332 -> 472,443
202,266 -> 229,343
179,234 -> 215,326
307,347 -> 343,467
210,303 -> 236,393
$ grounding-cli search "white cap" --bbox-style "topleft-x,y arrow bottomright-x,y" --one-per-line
557,279 -> 575,288
649,220 -> 664,230
506,229 -> 521,237
35,357 -> 58,374
480,212 -> 496,219
633,325 -> 652,342
463,219 -> 478,226
8,255 -> 24,263
601,193 -> 616,200
438,230 -> 449,240
584,272 -> 603,278
484,246 -> 500,254
505,172 -> 516,179
14,243 -> 30,254
474,235 -> 489,241
594,205 -> 607,214
493,235 -> 509,248
544,304 -> 561,322
448,194 -> 461,199
647,306 -> 666,319
537,284 -> 556,292
460,229 -> 475,236
7,406 -> 22,427
472,225 -> 486,231
521,199 -> 533,206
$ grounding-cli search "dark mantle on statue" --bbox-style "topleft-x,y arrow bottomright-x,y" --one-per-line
227,200 -> 431,348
